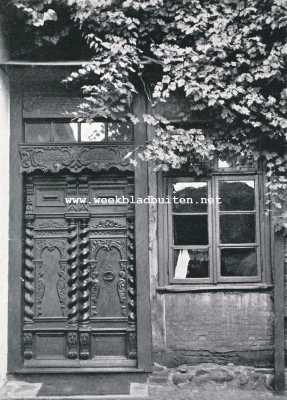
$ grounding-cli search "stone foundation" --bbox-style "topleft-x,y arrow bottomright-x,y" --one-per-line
149,363 -> 274,391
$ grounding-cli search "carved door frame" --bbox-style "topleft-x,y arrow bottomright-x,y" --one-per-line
7,73 -> 152,374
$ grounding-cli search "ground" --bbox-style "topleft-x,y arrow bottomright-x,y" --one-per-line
1,381 -> 287,399
148,382 -> 285,400
1,363 -> 287,399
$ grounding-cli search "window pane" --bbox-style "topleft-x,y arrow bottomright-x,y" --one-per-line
174,249 -> 209,279
221,248 -> 257,277
220,214 -> 256,243
108,122 -> 133,142
172,182 -> 208,212
218,157 -> 255,169
25,122 -> 51,143
219,180 -> 255,211
53,123 -> 78,142
173,215 -> 208,245
81,122 -> 106,142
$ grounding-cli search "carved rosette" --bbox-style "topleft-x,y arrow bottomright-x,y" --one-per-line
24,219 -> 35,322
67,220 -> 78,325
126,217 -> 137,359
23,332 -> 33,360
79,219 -> 90,325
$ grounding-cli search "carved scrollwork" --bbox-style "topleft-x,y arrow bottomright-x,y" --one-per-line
127,330 -> 137,360
19,144 -> 133,174
91,219 -> 125,230
35,219 -> 67,230
91,239 -> 124,259
90,262 -> 100,317
79,332 -> 90,360
57,261 -> 68,317
117,261 -> 128,317
36,238 -> 67,258
23,332 -> 33,360
67,331 -> 78,359
25,181 -> 34,216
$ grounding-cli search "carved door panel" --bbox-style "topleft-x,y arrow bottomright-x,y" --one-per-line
22,173 -> 136,368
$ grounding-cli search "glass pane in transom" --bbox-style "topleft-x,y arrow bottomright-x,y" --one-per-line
53,122 -> 78,142
81,122 -> 106,142
172,181 -> 208,212
108,122 -> 133,142
219,180 -> 255,211
25,122 -> 51,143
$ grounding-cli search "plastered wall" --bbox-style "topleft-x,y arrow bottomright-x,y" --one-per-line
0,17 -> 10,384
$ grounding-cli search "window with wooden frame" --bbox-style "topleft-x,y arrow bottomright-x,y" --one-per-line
158,161 -> 270,286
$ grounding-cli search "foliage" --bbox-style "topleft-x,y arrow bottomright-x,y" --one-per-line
5,0 -> 287,219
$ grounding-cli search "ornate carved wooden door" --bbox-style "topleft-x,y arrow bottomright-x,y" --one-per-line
22,173 -> 137,368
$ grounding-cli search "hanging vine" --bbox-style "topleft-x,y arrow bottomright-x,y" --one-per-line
4,0 -> 287,227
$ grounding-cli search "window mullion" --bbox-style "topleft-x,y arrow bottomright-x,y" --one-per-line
211,175 -> 219,284
78,123 -> 81,142
50,121 -> 55,143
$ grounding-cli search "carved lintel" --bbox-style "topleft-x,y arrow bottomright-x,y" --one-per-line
19,144 -> 134,174
23,332 -> 33,360
67,331 -> 78,359
79,332 -> 90,360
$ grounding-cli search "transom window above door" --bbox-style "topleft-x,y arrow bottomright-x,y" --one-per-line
24,120 -> 133,143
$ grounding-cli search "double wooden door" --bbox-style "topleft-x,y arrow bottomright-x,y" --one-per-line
22,173 -> 137,368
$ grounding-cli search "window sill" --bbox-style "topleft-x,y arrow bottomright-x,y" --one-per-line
156,283 -> 273,293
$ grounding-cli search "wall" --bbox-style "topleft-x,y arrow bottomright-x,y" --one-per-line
0,16 -> 10,385
147,106 -> 274,368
